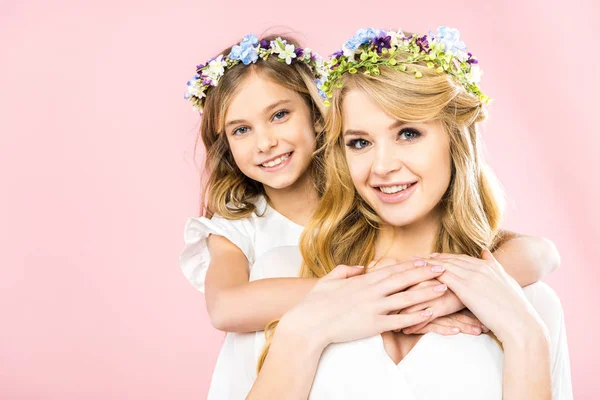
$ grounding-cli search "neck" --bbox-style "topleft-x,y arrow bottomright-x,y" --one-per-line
375,206 -> 444,262
263,172 -> 319,226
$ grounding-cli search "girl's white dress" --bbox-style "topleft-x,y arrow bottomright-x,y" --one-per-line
180,199 -> 573,399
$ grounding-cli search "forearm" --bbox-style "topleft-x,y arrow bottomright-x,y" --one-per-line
493,236 -> 560,287
502,323 -> 552,399
247,322 -> 325,400
209,277 -> 318,332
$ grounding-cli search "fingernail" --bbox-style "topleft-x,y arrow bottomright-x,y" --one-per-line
410,256 -> 422,261
431,265 -> 445,273
352,265 -> 365,268
413,260 -> 427,267
472,326 -> 482,334
452,327 -> 460,333
430,253 -> 440,257
433,284 -> 447,292
420,308 -> 433,317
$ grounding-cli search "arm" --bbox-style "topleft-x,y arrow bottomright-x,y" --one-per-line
247,320 -> 326,400
205,235 -> 317,332
492,231 -> 560,287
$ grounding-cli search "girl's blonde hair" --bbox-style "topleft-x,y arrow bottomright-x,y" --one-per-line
257,41 -> 505,371
197,35 -> 326,219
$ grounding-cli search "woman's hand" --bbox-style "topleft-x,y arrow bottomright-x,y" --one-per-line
425,250 -> 548,345
278,260 -> 449,349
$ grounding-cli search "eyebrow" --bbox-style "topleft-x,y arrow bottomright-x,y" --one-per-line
224,99 -> 293,130
343,120 -> 407,136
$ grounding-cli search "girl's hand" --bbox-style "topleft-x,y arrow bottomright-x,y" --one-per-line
427,250 -> 548,345
404,308 -> 487,336
279,260 -> 449,349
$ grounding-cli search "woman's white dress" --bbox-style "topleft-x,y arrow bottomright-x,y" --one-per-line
180,201 -> 572,399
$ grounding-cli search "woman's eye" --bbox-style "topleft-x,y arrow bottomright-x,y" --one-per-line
232,126 -> 250,136
399,128 -> 421,141
346,138 -> 371,150
272,110 -> 289,121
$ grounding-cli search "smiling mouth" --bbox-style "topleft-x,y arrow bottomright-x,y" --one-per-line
260,152 -> 292,168
377,182 -> 417,194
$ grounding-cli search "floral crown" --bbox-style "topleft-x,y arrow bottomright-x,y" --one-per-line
185,34 -> 328,113
320,27 -> 490,106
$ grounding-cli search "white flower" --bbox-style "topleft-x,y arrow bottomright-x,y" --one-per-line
388,29 -> 404,48
279,44 -> 297,64
342,45 -> 356,60
187,82 -> 206,99
466,64 -> 482,84
205,55 -> 227,82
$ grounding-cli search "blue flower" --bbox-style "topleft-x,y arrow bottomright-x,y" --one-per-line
229,34 -> 259,65
343,28 -> 380,50
434,26 -> 467,54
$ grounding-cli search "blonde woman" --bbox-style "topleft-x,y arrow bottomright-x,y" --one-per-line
249,27 -> 572,399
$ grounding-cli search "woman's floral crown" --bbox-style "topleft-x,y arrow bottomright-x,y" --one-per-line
320,27 -> 490,106
185,34 -> 328,113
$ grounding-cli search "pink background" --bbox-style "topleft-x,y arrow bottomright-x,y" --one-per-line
1,0 -> 598,398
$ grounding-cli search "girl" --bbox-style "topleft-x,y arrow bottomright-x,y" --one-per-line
250,27 -> 571,399
181,32 -> 561,399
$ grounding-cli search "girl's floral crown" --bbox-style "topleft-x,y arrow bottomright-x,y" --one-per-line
320,27 -> 490,106
185,34 -> 328,113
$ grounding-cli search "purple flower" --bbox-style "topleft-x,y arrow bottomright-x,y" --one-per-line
294,47 -> 304,58
331,49 -> 343,58
260,39 -> 269,49
202,78 -> 212,85
373,34 -> 392,52
466,52 -> 479,64
415,35 -> 430,53
195,63 -> 205,71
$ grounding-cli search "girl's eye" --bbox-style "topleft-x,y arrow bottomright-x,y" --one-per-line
346,138 -> 371,150
232,126 -> 250,136
272,110 -> 290,121
399,128 -> 421,141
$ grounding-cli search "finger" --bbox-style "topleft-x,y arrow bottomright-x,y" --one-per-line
449,311 -> 481,327
428,258 -> 481,273
406,279 -> 440,292
481,248 -> 495,262
429,316 -> 482,335
409,322 -> 462,336
324,264 -> 365,280
436,269 -> 469,291
380,283 -> 447,312
428,253 -> 480,265
378,308 -> 435,333
377,265 -> 446,295
366,259 -> 419,283
401,319 -> 429,334
402,300 -> 432,314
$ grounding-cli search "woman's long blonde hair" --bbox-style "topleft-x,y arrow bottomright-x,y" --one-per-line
197,34 -> 326,219
257,42 -> 506,371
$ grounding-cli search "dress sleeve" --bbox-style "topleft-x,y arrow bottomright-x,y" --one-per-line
523,282 -> 573,400
179,215 -> 255,292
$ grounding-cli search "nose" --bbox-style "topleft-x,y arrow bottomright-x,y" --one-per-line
372,143 -> 403,177
256,127 -> 279,153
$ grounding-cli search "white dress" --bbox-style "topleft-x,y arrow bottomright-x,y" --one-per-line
181,209 -> 573,399
259,246 -> 574,400
179,196 -> 304,400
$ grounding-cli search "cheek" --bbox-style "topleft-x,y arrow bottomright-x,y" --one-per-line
346,154 -> 370,187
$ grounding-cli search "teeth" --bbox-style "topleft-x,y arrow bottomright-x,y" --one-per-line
262,153 -> 290,168
379,184 -> 409,194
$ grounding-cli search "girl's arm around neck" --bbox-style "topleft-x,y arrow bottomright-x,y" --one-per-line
205,235 -> 317,332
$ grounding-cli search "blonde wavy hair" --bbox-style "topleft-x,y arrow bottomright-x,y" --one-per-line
197,34 -> 326,219
257,40 -> 506,371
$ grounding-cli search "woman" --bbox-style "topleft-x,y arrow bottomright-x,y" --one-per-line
248,27 -> 572,399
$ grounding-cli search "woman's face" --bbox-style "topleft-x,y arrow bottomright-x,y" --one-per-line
223,71 -> 317,192
342,88 -> 452,228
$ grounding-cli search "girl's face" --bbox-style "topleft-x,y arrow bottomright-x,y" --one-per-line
223,71 -> 317,191
342,88 -> 452,228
